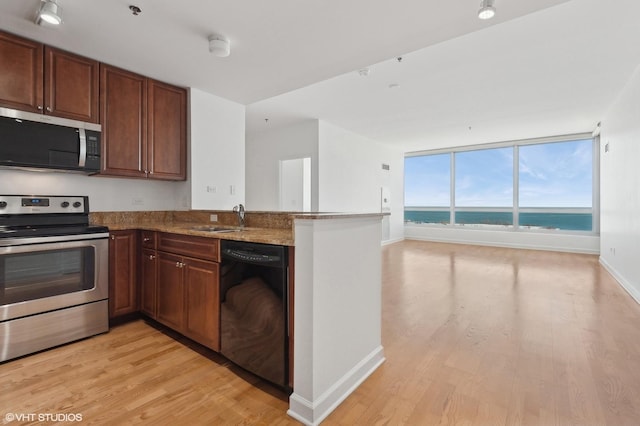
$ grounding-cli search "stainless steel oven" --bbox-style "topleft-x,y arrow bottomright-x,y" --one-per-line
0,195 -> 109,362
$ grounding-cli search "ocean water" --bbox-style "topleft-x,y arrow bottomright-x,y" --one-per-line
404,210 -> 592,231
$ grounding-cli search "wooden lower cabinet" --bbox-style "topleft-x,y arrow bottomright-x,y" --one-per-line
183,258 -> 220,351
151,236 -> 220,351
156,252 -> 185,331
140,249 -> 157,318
108,230 -> 138,318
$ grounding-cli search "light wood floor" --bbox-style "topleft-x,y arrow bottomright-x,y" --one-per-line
2,240 -> 640,425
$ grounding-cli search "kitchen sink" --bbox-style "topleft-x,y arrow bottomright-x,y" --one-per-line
190,225 -> 241,233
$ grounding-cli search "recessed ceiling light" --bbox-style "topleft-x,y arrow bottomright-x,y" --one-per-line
478,0 -> 496,20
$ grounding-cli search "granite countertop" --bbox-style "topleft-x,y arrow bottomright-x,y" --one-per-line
102,221 -> 294,246
92,210 -> 387,247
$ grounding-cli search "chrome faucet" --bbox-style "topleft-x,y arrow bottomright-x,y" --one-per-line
233,204 -> 245,228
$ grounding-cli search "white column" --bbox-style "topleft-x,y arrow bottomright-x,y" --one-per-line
288,215 -> 385,426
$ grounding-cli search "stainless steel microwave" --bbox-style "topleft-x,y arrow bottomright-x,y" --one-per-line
0,107 -> 101,174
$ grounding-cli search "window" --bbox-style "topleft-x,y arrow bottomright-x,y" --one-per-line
404,136 -> 597,233
404,153 -> 450,224
518,139 -> 593,231
455,147 -> 513,226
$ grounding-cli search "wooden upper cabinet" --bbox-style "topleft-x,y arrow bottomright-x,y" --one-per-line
100,64 -> 147,178
0,31 -> 44,113
100,65 -> 186,180
148,80 -> 186,180
0,31 -> 99,122
45,47 -> 99,122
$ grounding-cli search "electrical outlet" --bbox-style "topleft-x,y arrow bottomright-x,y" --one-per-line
132,197 -> 144,206
230,185 -> 235,195
210,214 -> 218,222
206,185 -> 216,193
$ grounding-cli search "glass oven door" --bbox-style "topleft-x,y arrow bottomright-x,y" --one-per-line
0,235 -> 108,322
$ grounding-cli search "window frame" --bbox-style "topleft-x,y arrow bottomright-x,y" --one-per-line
404,133 -> 599,235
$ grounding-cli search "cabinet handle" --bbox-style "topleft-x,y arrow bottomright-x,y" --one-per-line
37,105 -> 43,111
175,261 -> 180,268
110,235 -> 115,240
143,237 -> 151,242
148,254 -> 155,260
46,106 -> 52,112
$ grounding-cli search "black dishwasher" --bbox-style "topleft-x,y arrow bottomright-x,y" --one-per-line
219,240 -> 289,390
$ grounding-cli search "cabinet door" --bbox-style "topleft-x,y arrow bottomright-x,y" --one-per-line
44,47 -> 99,123
100,64 -> 147,178
147,80 -> 186,180
156,252 -> 185,331
0,31 -> 43,113
109,230 -> 138,318
183,258 -> 220,351
140,249 -> 158,318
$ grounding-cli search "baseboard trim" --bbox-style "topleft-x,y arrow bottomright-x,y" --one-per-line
406,235 -> 599,255
599,257 -> 640,305
382,237 -> 404,246
287,345 -> 385,426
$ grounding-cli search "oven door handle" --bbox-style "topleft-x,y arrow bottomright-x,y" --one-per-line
0,232 -> 109,247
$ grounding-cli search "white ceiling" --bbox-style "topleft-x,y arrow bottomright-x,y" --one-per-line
1,0 -> 639,152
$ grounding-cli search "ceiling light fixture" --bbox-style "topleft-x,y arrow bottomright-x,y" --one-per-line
208,35 -> 231,57
36,0 -> 63,25
478,0 -> 496,20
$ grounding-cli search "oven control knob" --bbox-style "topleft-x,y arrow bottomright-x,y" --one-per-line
73,201 -> 82,208
61,201 -> 70,208
0,201 -> 6,209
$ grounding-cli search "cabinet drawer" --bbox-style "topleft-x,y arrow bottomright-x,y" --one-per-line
141,230 -> 157,249
158,232 -> 219,262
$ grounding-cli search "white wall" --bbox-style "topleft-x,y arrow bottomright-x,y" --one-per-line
246,120 -> 319,211
599,64 -> 640,303
190,88 -> 245,210
279,158 -> 309,211
317,121 -> 405,243
0,169 -> 185,211
245,119 -> 405,242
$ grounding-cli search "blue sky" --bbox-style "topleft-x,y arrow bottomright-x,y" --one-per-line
405,139 -> 593,208
519,140 -> 592,207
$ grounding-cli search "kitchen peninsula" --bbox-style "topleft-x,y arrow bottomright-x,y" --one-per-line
92,210 -> 385,426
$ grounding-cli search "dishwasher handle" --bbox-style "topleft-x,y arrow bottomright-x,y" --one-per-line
220,241 -> 288,268
221,248 -> 281,264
